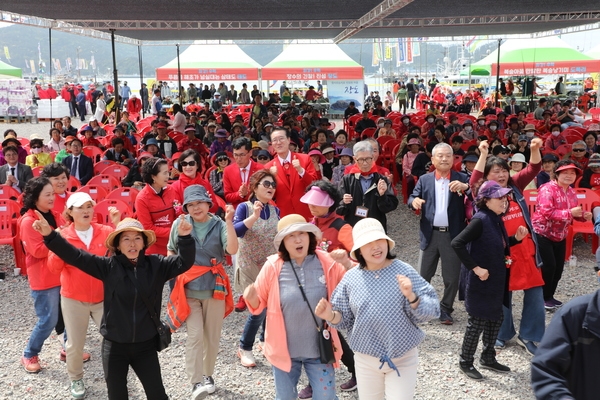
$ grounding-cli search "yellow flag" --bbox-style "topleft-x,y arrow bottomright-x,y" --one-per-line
4,46 -> 10,60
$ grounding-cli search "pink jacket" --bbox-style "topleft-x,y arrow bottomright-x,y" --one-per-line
532,180 -> 584,242
247,250 -> 346,372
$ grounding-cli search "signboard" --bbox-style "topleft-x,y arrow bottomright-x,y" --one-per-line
491,60 -> 600,76
156,68 -> 259,81
327,80 -> 364,115
261,67 -> 363,81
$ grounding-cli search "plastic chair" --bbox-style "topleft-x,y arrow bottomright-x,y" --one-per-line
565,188 -> 600,259
67,175 -> 81,192
0,199 -> 27,274
361,128 -> 376,139
555,144 -> 572,159
106,187 -> 139,212
589,107 -> 600,120
93,160 -> 117,175
100,165 -> 130,181
86,175 -> 121,191
83,146 -> 104,163
94,199 -> 132,227
523,189 -> 538,217
0,186 -> 21,201
31,166 -> 43,177
75,185 -> 109,203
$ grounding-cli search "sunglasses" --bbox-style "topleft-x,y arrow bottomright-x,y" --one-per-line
572,148 -> 586,152
180,160 -> 197,167
257,156 -> 269,161
260,180 -> 276,189
217,157 -> 229,162
31,146 -> 42,149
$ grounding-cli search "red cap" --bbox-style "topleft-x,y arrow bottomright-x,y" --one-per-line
157,122 -> 168,129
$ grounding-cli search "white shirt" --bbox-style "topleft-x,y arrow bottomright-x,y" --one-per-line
75,226 -> 94,248
433,174 -> 450,227
6,163 -> 20,192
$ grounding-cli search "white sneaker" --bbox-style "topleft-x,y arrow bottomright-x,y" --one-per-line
70,379 -> 86,399
203,376 -> 216,394
237,348 -> 256,367
192,382 -> 209,400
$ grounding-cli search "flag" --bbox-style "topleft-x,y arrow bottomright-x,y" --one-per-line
66,58 -> 72,72
384,42 -> 393,60
29,59 -> 35,74
406,38 -> 413,64
37,42 -> 42,63
467,35 -> 487,53
4,46 -> 10,60
397,38 -> 405,67
372,39 -> 382,67
90,54 -> 96,69
413,41 -> 420,57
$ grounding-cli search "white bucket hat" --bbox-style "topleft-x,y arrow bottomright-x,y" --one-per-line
350,218 -> 395,260
273,214 -> 322,251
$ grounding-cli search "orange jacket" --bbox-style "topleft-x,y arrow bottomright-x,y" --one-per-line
19,208 -> 65,290
247,250 -> 346,372
166,263 -> 233,331
47,223 -> 113,303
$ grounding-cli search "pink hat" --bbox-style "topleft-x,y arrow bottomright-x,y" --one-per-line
555,163 -> 582,175
300,186 -> 334,207
408,138 -> 420,146
308,149 -> 326,164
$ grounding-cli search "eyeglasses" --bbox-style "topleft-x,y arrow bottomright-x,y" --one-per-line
180,161 -> 197,167
572,148 -> 586,152
271,136 -> 287,143
355,157 -> 373,164
233,152 -> 248,158
260,180 -> 277,189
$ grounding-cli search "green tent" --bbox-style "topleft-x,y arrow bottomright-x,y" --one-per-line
467,37 -> 594,76
0,60 -> 22,78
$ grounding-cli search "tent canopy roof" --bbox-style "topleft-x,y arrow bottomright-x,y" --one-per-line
0,60 -> 22,78
158,42 -> 261,69
1,0 -> 599,41
264,43 -> 361,68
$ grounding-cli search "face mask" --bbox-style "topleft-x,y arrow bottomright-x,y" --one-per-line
402,119 -> 409,125
490,126 -> 497,131
32,147 -> 42,154
552,131 -> 560,137
427,118 -> 434,123
378,123 -> 384,128
478,120 -> 485,126
465,127 -> 472,132
526,131 -> 534,138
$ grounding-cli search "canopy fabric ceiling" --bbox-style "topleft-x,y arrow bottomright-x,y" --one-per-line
469,37 -> 597,75
262,43 -> 363,80
156,42 -> 260,81
1,1 -> 599,41
587,44 -> 600,60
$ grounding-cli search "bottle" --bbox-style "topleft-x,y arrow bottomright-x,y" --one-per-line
569,255 -> 577,268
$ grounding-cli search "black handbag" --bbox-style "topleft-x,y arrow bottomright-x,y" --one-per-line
289,263 -> 336,365
126,270 -> 172,352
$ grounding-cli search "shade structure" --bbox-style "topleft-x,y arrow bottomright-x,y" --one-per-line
0,60 -> 22,78
468,37 -> 599,76
261,43 -> 363,81
155,42 -> 261,81
586,44 -> 600,60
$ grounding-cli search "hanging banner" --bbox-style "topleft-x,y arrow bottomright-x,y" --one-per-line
384,43 -> 393,60
90,55 -> 96,69
327,79 -> 365,115
4,46 -> 10,60
156,67 -> 260,81
397,38 -> 405,67
29,60 -> 35,74
491,60 -> 600,76
413,41 -> 420,57
66,58 -> 72,72
372,40 -> 382,67
406,38 -> 413,64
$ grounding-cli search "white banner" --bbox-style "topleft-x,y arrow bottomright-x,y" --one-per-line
327,80 -> 364,115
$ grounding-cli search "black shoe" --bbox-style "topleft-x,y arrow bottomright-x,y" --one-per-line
479,360 -> 510,373
459,364 -> 483,380
439,310 -> 453,325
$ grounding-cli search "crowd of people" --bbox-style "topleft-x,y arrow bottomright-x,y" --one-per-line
6,76 -> 600,399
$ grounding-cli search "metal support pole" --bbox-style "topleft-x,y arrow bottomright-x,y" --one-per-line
177,44 -> 182,105
494,39 -> 501,107
138,45 -> 145,118
110,29 -> 120,123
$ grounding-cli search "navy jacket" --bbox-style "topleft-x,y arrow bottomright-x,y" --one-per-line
531,290 -> 600,400
62,154 -> 93,185
408,170 -> 469,250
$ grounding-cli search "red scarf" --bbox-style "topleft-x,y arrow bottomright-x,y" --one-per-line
347,164 -> 378,176
179,172 -> 208,187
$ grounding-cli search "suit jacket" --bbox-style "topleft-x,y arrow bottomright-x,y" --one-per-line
223,160 -> 264,207
226,90 -> 238,103
0,163 -> 33,191
504,104 -> 521,115
408,170 -> 469,250
264,152 -> 318,219
62,154 -> 93,185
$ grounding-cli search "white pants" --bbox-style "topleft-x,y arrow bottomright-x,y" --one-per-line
354,348 -> 418,400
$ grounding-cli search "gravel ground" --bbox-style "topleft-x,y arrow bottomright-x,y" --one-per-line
0,119 -> 598,399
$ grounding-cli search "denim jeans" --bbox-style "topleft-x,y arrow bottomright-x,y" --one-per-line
24,286 -> 61,358
498,286 -> 545,343
239,308 -> 266,351
272,357 -> 337,400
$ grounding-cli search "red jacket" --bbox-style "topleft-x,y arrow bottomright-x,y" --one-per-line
223,160 -> 263,207
19,208 -> 65,290
170,173 -> 224,215
47,223 -> 112,303
61,87 -> 71,102
47,87 -> 58,99
264,152 -> 317,219
134,184 -> 180,255
127,97 -> 142,114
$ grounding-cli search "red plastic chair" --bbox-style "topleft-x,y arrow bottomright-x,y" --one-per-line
555,144 -> 572,159
86,174 -> 121,191
94,199 -> 132,227
75,185 -> 109,204
588,107 -> 600,120
523,189 -> 538,217
361,128 -> 376,139
0,199 -> 26,275
100,165 -> 130,181
0,186 -> 21,201
31,166 -> 43,177
93,160 -> 117,175
107,187 -> 140,212
83,146 -> 104,163
565,188 -> 600,259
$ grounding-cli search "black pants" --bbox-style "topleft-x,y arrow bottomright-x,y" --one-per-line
338,331 -> 355,375
460,315 -> 503,366
102,337 -> 168,400
408,91 -> 416,108
537,235 -> 566,301
77,103 -> 86,121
